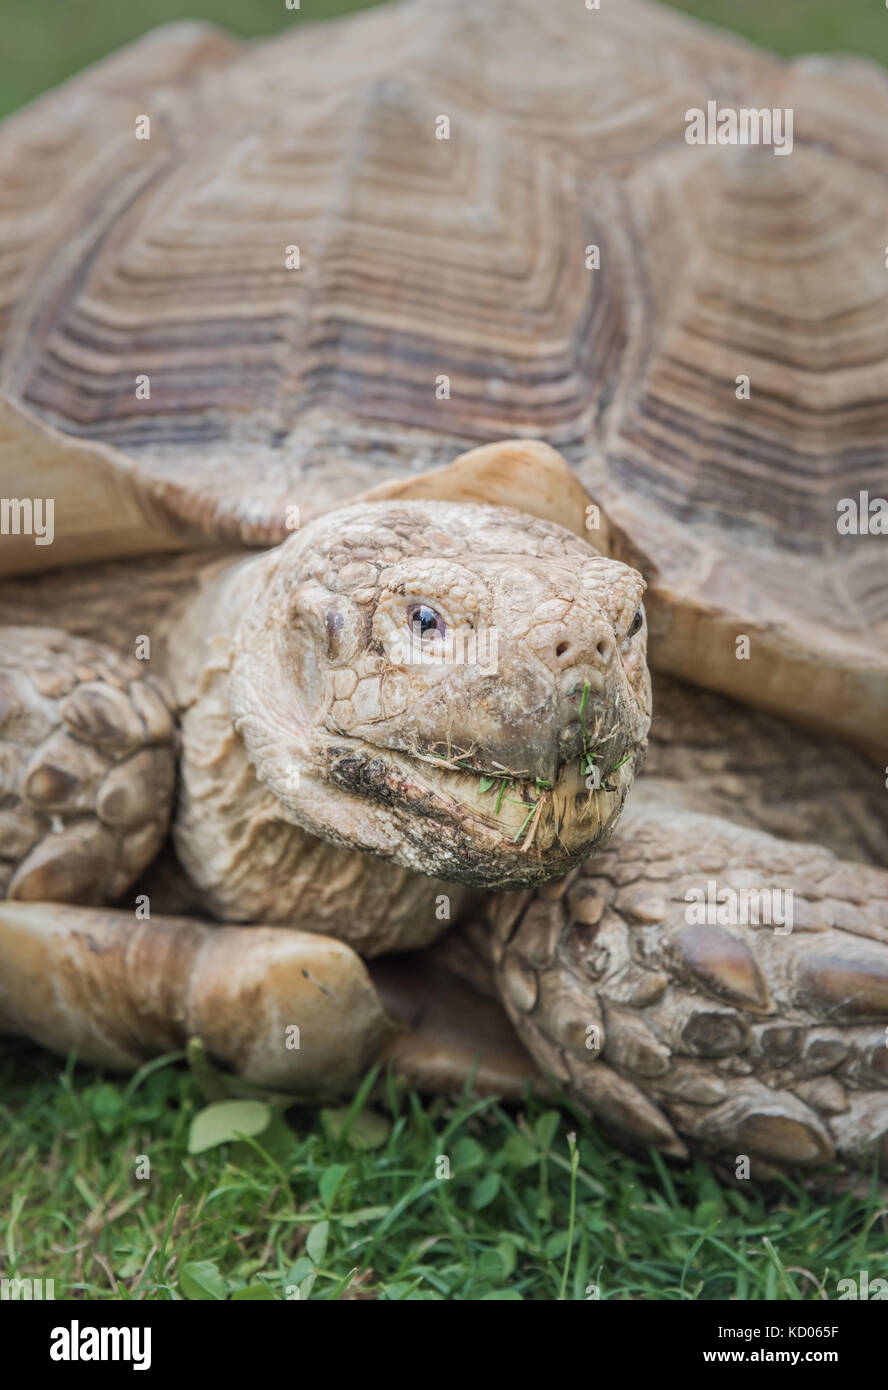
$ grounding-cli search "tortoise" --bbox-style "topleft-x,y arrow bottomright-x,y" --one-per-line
1,0 -> 887,1183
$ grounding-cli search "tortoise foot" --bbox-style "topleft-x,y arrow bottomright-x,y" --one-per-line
0,626 -> 175,905
494,800 -> 888,1179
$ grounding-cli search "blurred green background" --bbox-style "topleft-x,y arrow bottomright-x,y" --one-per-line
0,0 -> 885,119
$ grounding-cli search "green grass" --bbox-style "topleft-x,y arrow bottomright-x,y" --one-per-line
2,1041 -> 886,1301
670,0 -> 888,63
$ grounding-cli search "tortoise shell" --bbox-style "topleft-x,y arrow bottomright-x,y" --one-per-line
1,0 -> 886,753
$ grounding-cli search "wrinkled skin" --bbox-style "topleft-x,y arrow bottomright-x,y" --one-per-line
169,501 -> 650,925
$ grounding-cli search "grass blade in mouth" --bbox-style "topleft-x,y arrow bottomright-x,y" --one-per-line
578,679 -> 597,777
518,795 -> 546,851
509,796 -> 546,849
511,801 -> 539,843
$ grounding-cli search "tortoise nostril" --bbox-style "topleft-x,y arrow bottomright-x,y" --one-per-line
596,639 -> 611,662
556,642 -> 569,658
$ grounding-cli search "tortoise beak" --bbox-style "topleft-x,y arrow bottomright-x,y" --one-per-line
512,716 -> 583,785
461,666 -> 615,785
555,719 -> 589,775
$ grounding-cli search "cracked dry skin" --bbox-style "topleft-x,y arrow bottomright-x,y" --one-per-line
166,499 -> 651,947
493,800 -> 888,1178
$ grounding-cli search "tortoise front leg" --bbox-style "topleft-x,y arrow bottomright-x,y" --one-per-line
0,626 -> 175,904
0,902 -> 541,1101
0,902 -> 395,1097
493,799 -> 888,1179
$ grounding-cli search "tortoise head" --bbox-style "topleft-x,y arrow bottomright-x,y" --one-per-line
228,497 -> 651,890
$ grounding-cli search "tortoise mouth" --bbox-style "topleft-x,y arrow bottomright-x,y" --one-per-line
321,731 -> 638,888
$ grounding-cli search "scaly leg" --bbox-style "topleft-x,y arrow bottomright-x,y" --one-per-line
494,798 -> 888,1178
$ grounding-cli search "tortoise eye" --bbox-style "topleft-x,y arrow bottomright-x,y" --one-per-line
407,603 -> 447,639
627,608 -> 643,638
